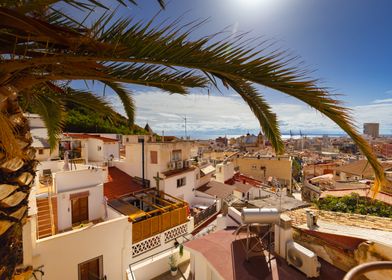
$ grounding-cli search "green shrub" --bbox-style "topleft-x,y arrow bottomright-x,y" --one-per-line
317,193 -> 392,218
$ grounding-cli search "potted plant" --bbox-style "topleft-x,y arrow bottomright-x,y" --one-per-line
169,255 -> 178,276
179,244 -> 184,258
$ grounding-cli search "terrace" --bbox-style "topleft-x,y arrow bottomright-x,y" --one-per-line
107,188 -> 189,244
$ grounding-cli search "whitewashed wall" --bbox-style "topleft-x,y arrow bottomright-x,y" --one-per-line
55,168 -> 103,192
104,142 -> 120,160
163,170 -> 196,202
32,216 -> 131,280
56,184 -> 104,231
87,138 -> 104,162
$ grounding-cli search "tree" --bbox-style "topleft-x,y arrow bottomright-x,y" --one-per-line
0,0 -> 385,278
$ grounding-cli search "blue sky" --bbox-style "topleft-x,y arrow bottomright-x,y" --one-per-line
71,0 -> 392,137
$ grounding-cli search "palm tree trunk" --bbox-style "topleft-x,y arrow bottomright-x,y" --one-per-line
0,86 -> 36,279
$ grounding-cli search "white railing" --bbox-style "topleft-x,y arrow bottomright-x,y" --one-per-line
131,223 -> 188,257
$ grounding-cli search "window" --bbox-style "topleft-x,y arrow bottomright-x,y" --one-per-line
38,149 -> 44,155
71,196 -> 89,225
78,256 -> 103,280
172,149 -> 182,161
196,173 -> 199,180
97,146 -> 102,151
150,151 -> 158,164
177,177 -> 186,188
251,165 -> 257,170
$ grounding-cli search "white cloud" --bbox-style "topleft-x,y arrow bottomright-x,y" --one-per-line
107,91 -> 392,136
372,98 -> 392,104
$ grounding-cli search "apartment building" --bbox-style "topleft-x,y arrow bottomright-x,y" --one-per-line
233,156 -> 293,190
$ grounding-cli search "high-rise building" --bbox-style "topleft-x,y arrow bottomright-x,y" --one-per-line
363,123 -> 379,138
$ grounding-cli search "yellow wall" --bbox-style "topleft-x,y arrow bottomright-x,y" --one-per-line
233,157 -> 292,187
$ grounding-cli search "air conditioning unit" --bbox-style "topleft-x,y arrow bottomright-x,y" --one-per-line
176,160 -> 183,169
286,241 -> 320,278
168,162 -> 176,170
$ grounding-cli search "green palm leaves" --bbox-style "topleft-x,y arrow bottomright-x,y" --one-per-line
0,1 -> 385,192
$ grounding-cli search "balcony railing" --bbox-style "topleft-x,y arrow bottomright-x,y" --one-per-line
132,206 -> 188,243
132,223 -> 188,257
194,203 -> 217,227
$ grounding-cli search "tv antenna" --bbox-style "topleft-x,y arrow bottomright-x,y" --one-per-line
177,114 -> 187,139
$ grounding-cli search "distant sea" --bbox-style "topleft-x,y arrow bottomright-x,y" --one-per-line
187,133 -> 346,140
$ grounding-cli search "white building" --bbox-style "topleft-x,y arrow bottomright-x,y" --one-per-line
114,136 -> 212,203
62,133 -> 120,163
23,160 -> 194,280
26,113 -> 59,161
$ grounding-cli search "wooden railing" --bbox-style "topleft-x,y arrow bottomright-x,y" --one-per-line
194,203 -> 217,227
132,206 -> 188,243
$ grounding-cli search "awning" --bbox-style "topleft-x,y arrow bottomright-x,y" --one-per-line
201,165 -> 216,175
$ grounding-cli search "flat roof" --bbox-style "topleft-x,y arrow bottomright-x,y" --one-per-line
162,166 -> 195,178
247,194 -> 309,211
184,229 -> 345,280
320,189 -> 392,205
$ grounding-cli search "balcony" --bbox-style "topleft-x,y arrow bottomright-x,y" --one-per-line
107,188 -> 189,244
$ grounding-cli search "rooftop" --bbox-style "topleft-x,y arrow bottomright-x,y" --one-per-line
184,229 -> 345,280
161,166 -> 196,178
63,133 -> 118,143
320,188 -> 392,205
104,167 -> 143,200
287,207 -> 392,232
247,193 -> 309,212
334,159 -> 392,177
196,181 -> 236,199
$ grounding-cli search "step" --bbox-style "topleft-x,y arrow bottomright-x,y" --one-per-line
38,231 -> 52,239
38,221 -> 52,229
38,218 -> 52,225
36,201 -> 50,205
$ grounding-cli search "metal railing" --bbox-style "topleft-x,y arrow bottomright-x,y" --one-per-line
343,261 -> 392,280
193,203 -> 217,227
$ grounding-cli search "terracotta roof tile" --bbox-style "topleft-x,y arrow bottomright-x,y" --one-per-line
104,167 -> 143,199
63,133 -> 118,143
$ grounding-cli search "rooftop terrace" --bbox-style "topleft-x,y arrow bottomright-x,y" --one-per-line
184,229 -> 345,280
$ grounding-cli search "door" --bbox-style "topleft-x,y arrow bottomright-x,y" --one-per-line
79,256 -> 103,280
72,196 -> 89,225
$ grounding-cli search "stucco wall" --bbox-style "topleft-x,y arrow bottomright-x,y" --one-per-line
103,142 -> 119,161
55,168 -> 103,192
32,217 -> 131,280
233,157 -> 292,187
215,162 -> 235,183
87,138 -> 104,162
163,170 -> 196,202
56,184 -> 104,231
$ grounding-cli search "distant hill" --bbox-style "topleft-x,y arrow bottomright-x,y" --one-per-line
64,108 -> 147,135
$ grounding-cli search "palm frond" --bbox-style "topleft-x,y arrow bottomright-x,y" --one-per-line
0,3 -> 384,193
61,87 -> 118,121
20,84 -> 66,149
100,81 -> 135,124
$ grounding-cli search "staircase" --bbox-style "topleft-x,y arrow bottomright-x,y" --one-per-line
36,197 -> 58,239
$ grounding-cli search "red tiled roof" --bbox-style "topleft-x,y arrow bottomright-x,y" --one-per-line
104,167 -> 143,199
233,173 -> 265,187
63,133 -> 118,143
320,189 -> 392,205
